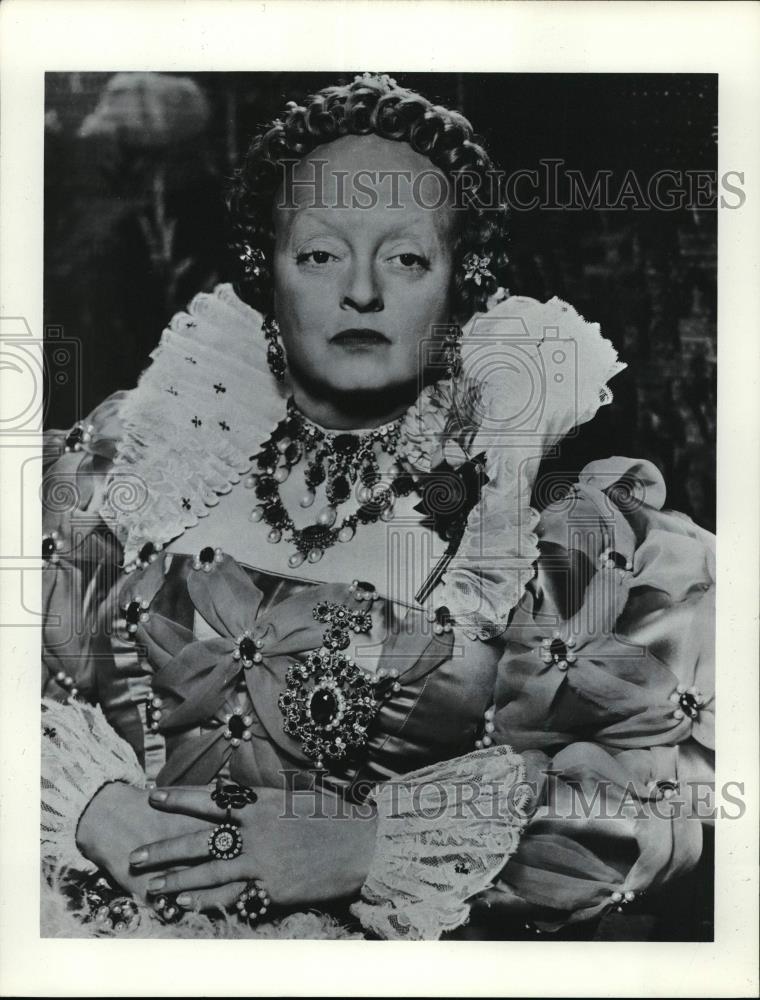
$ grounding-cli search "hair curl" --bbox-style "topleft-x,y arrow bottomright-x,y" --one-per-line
227,74 -> 509,324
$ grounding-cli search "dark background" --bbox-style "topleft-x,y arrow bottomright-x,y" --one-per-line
44,72 -> 717,532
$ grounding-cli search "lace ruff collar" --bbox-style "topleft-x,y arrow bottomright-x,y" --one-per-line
104,283 -> 625,633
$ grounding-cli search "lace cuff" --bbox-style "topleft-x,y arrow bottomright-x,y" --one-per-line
350,745 -> 528,940
41,698 -> 146,873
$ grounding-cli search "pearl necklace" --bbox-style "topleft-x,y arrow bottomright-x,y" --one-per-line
247,399 -> 420,567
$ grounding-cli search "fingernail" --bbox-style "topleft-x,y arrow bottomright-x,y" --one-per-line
176,894 -> 192,907
148,877 -> 166,893
149,790 -> 168,803
129,848 -> 148,865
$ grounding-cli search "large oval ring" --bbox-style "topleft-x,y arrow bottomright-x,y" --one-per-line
208,822 -> 243,861
235,878 -> 271,926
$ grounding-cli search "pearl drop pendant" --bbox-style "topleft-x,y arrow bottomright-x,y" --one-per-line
300,490 -> 315,508
337,525 -> 355,543
250,506 -> 264,522
307,547 -> 323,563
288,551 -> 306,568
274,467 -> 289,484
267,528 -> 282,543
317,505 -> 337,527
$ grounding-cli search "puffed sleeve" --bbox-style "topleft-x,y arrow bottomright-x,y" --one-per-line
42,393 -> 127,702
41,395 -> 151,875
480,456 -> 714,929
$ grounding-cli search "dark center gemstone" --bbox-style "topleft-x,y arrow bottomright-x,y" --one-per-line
606,550 -> 628,569
65,425 -> 83,449
284,440 -> 301,465
305,460 -> 326,488
255,478 -> 277,500
199,546 -> 215,565
356,581 -> 375,594
243,896 -> 265,917
330,474 -> 351,503
138,542 -> 155,563
309,689 -> 338,727
238,637 -> 256,662
228,714 -> 247,738
678,692 -> 700,718
124,600 -> 142,626
42,537 -> 56,559
333,433 -> 360,456
300,524 -> 333,549
325,626 -> 350,650
255,447 -> 276,470
550,638 -> 567,662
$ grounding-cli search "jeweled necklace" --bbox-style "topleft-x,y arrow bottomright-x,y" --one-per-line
247,398 -> 420,567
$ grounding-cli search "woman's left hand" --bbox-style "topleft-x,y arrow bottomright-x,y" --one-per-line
129,785 -> 377,914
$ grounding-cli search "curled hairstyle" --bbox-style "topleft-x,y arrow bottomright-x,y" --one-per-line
227,74 -> 509,325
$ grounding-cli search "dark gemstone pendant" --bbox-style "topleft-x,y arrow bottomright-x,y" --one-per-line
305,460 -> 326,488
284,440 -> 302,465
330,474 -> 351,503
124,600 -> 142,626
138,542 -> 156,564
678,691 -> 701,719
309,689 -> 338,727
42,536 -> 57,560
199,546 -> 215,565
255,478 -> 277,500
64,425 -> 84,450
238,637 -> 256,663
228,714 -> 247,739
550,638 -> 567,661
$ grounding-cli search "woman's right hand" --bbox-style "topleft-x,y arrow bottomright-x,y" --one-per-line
75,781 -> 224,902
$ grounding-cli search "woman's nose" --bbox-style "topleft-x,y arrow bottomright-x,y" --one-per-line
340,258 -> 383,313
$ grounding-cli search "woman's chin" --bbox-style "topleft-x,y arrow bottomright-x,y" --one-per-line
320,358 -> 413,394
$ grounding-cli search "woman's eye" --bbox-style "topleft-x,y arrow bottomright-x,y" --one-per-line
394,253 -> 429,270
296,250 -> 335,265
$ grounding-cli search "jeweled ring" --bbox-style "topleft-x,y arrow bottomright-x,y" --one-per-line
208,822 -> 243,861
210,780 -> 257,816
235,878 -> 271,926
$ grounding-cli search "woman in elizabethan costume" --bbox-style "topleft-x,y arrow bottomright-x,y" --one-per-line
41,75 -> 714,939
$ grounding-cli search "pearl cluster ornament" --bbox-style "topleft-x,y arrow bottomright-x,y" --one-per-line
223,706 -> 254,747
670,684 -> 704,721
233,630 -> 265,669
541,633 -> 577,671
192,545 -> 224,572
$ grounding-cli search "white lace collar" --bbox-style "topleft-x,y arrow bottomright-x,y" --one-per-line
103,283 -> 625,634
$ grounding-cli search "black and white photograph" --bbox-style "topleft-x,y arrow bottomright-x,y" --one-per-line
1,1 -> 758,996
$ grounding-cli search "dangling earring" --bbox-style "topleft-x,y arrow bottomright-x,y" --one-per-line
263,314 -> 287,382
442,325 -> 463,379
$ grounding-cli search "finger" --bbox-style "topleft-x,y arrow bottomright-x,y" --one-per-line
176,881 -> 247,915
149,786 -> 228,822
130,830 -> 211,870
147,859 -> 244,895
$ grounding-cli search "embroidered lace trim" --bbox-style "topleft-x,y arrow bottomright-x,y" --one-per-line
350,745 -> 528,940
41,698 -> 146,873
102,284 -> 289,566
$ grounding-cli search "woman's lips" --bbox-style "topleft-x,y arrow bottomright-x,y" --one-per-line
330,328 -> 390,349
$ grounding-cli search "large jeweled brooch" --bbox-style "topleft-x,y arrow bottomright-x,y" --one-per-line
278,600 -> 379,770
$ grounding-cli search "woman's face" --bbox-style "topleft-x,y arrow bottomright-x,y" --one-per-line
273,134 -> 456,407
